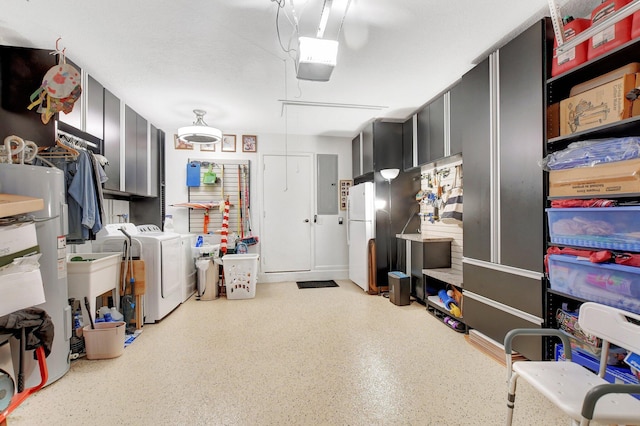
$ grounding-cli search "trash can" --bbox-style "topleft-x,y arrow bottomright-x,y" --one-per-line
196,257 -> 218,300
388,271 -> 410,306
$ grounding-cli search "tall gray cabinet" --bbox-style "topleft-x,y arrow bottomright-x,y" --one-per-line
462,19 -> 551,360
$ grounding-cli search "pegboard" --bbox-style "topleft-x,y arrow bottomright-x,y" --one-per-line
186,159 -> 252,237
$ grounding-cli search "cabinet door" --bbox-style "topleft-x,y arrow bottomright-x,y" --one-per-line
498,19 -> 547,273
149,124 -> 159,198
416,106 -> 429,166
449,82 -> 464,156
103,88 -> 121,191
362,123 -> 374,175
428,95 -> 445,161
461,58 -> 491,262
373,121 -> 402,171
85,75 -> 104,139
402,116 -> 415,171
351,134 -> 361,178
136,114 -> 148,196
124,105 -> 137,194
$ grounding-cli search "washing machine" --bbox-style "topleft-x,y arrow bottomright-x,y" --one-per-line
93,223 -> 182,324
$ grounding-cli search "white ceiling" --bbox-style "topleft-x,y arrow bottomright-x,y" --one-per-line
1,0 -> 597,139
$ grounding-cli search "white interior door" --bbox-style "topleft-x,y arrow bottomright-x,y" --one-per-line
262,154 -> 312,272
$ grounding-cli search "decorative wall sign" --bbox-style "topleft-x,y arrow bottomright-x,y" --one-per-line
222,134 -> 236,152
242,135 -> 257,152
340,179 -> 353,210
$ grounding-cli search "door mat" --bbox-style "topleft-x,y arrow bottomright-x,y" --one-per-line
296,280 -> 339,289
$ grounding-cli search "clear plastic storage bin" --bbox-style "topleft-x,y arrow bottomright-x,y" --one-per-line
547,207 -> 640,251
547,254 -> 640,314
222,254 -> 259,299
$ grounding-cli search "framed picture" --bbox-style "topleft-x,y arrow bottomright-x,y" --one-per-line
200,143 -> 216,152
174,134 -> 194,150
242,135 -> 257,152
222,134 -> 236,152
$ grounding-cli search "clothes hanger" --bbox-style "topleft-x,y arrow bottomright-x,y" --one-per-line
37,139 -> 80,160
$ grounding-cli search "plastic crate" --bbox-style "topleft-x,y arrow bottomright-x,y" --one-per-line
555,344 -> 640,391
547,254 -> 640,314
222,254 -> 259,299
547,207 -> 640,251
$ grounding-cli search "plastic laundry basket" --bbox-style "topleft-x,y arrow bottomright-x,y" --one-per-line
222,254 -> 259,299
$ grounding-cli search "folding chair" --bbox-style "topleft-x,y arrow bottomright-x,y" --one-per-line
504,302 -> 640,426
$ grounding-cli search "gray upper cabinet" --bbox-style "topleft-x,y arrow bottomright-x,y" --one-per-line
353,120 -> 401,178
428,95 -> 445,161
149,124 -> 159,198
102,88 -> 121,192
460,58 -> 491,262
402,115 -> 416,171
448,82 -> 464,156
85,75 -> 104,139
498,20 -> 546,273
372,120 -> 402,172
417,94 -> 446,166
351,133 -> 361,179
125,105 -> 148,196
362,123 -> 374,175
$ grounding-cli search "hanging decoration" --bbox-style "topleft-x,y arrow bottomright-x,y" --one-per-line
219,196 -> 230,255
27,38 -> 82,124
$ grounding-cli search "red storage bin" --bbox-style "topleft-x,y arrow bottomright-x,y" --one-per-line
588,0 -> 633,60
632,9 -> 640,39
552,17 -> 591,77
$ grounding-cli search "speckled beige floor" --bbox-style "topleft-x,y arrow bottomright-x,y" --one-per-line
8,281 -> 580,425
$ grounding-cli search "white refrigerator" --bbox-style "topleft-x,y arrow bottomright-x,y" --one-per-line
347,181 -> 375,291
0,163 -> 70,387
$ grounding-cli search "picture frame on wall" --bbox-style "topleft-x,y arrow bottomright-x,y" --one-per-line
200,142 -> 216,152
242,135 -> 257,152
174,134 -> 194,150
222,134 -> 236,152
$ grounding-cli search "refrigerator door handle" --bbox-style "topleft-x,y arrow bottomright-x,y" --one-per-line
346,218 -> 350,246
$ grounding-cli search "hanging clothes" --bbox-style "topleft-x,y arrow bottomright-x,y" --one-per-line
88,151 -> 108,226
67,150 -> 101,241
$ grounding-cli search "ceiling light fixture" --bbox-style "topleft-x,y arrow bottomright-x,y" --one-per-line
177,109 -> 222,144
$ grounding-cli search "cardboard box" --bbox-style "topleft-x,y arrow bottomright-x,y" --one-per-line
560,73 -> 635,135
632,72 -> 640,117
0,269 -> 46,317
0,222 -> 38,259
569,62 -> 640,96
549,158 -> 640,197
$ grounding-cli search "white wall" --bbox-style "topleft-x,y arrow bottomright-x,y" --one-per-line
163,131 -> 352,283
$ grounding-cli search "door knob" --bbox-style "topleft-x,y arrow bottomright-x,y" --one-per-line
304,219 -> 310,223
